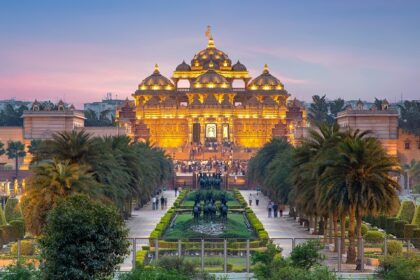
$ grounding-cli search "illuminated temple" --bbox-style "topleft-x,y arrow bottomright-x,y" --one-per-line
117,32 -> 307,157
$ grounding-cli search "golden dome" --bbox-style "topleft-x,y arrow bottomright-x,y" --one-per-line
175,60 -> 191,71
138,64 -> 175,91
248,64 -> 284,91
191,36 -> 232,70
232,60 -> 247,71
193,70 -> 231,89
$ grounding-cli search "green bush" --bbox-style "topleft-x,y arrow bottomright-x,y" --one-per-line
0,224 -> 14,243
383,240 -> 403,256
413,205 -> 420,226
156,257 -> 198,279
396,200 -> 416,224
394,220 -> 407,238
119,266 -> 190,280
290,240 -> 324,270
377,254 -> 420,280
364,230 -> 385,244
135,250 -> 148,267
9,219 -> 25,240
385,217 -> 398,235
0,261 -> 40,280
361,223 -> 368,236
10,240 -> 36,256
404,224 -> 418,239
413,229 -> 420,249
0,207 -> 7,226
4,198 -> 23,223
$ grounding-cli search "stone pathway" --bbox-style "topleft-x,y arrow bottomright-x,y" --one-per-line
240,190 -> 314,256
120,190 -> 177,271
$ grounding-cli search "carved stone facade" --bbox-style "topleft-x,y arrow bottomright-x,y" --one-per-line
117,34 -> 306,150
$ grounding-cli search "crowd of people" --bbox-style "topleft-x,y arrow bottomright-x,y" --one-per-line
248,192 -> 285,218
174,159 -> 247,176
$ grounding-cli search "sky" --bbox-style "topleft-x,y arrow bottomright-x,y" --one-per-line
0,0 -> 419,108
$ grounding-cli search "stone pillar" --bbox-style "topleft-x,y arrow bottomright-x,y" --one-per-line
200,118 -> 205,145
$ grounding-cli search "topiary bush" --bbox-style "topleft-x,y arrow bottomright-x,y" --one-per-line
0,207 -> 7,226
0,224 -> 14,243
383,240 -> 403,256
412,205 -> 420,226
4,197 -> 23,223
361,223 -> 368,236
386,217 -> 398,235
9,219 -> 25,240
396,201 -> 416,224
404,224 -> 418,239
364,230 -> 385,244
10,240 -> 36,256
413,229 -> 420,249
394,220 -> 407,238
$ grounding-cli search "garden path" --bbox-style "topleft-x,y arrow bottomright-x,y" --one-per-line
120,190 -> 177,271
240,190 -> 314,256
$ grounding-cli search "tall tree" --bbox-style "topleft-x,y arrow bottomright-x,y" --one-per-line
399,100 -> 420,134
328,98 -> 345,118
0,104 -> 28,126
308,95 -> 329,125
6,141 -> 26,179
0,141 -> 5,157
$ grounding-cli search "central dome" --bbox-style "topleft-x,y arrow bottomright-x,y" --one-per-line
191,37 -> 232,70
193,70 -> 231,89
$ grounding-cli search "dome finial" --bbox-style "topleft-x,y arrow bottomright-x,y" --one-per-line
154,64 -> 159,73
205,25 -> 215,48
263,64 -> 269,73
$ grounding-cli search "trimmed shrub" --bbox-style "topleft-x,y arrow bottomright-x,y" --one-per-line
379,215 -> 388,230
364,230 -> 385,244
404,224 -> 418,239
394,220 -> 407,238
0,224 -> 14,243
361,223 -> 368,236
386,217 -> 398,235
377,254 -> 420,280
0,207 -> 7,226
412,205 -> 420,226
10,240 -> 36,256
4,197 -> 23,223
135,250 -> 148,266
413,229 -> 420,249
397,201 -> 416,224
383,240 -> 403,256
10,219 -> 25,240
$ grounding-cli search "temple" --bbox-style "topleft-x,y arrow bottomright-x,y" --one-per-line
117,31 -> 306,159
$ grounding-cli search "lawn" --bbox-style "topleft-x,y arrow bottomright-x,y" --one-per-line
163,213 -> 256,240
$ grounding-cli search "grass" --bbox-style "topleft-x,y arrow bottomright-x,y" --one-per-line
183,256 -> 249,272
163,213 -> 256,240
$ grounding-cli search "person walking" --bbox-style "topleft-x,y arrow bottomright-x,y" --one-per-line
248,193 -> 253,206
160,196 -> 165,210
267,202 -> 272,218
174,187 -> 178,197
279,204 -> 284,217
164,197 -> 168,208
155,196 -> 159,210
273,202 -> 278,218
255,193 -> 259,206
152,196 -> 156,210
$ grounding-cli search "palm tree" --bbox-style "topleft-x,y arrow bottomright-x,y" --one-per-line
6,141 -> 26,179
21,159 -> 99,235
0,141 -> 4,157
322,136 -> 400,263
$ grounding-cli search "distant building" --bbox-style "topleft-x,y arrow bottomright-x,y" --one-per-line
336,99 -> 399,156
84,93 -> 125,121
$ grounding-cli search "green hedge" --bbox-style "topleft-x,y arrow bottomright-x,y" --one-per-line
404,224 -> 418,239
383,240 -> 403,255
413,206 -> 420,226
397,201 -> 416,224
10,240 -> 35,256
135,250 -> 148,266
394,220 -> 407,238
4,198 -> 22,223
9,219 -> 25,240
0,224 -> 14,243
0,208 -> 6,226
364,230 -> 385,244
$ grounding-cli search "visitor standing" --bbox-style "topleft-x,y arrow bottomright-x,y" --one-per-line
152,196 -> 156,210
164,197 -> 168,208
155,196 -> 159,210
267,202 -> 272,218
273,202 -> 278,218
248,193 -> 253,206
160,196 -> 165,210
175,187 -> 178,197
279,204 -> 284,217
255,193 -> 259,206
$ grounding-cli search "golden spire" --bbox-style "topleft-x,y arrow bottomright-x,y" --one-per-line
154,64 -> 159,73
206,25 -> 215,48
263,64 -> 269,73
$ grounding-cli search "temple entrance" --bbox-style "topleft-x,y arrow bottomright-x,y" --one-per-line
205,123 -> 217,139
193,123 -> 200,143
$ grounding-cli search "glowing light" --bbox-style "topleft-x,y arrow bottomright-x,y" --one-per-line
263,85 -> 271,90
152,85 -> 160,90
250,85 -> 257,90
207,83 -> 215,88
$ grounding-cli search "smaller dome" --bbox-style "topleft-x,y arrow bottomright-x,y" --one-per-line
193,70 -> 231,89
232,60 -> 247,71
176,60 -> 191,71
248,64 -> 284,91
138,64 -> 175,91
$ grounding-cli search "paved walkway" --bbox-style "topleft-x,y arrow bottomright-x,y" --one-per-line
240,190 -> 313,256
120,190 -> 177,271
